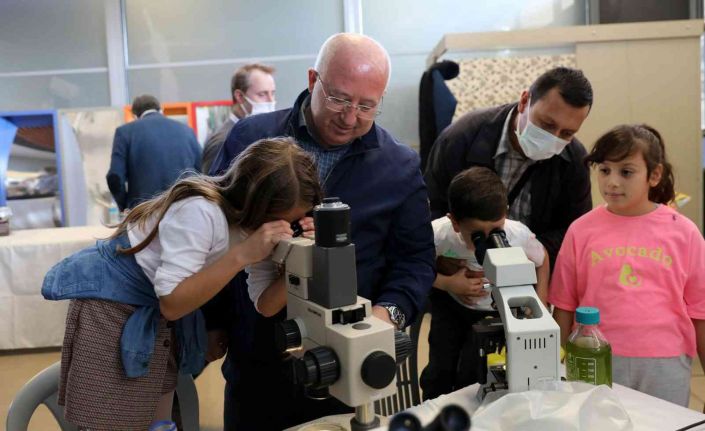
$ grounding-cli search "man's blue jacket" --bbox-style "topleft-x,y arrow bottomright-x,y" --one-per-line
205,90 -> 435,374
107,112 -> 201,211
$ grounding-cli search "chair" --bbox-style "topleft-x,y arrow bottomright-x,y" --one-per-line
174,372 -> 200,430
5,362 -> 77,431
6,361 -> 200,431
374,305 -> 429,416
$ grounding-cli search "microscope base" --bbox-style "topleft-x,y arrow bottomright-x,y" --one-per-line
476,381 -> 509,403
350,415 -> 380,431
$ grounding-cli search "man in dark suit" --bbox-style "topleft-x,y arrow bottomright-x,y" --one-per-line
106,95 -> 201,211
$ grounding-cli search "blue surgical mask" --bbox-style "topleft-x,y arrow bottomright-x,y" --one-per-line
515,105 -> 570,160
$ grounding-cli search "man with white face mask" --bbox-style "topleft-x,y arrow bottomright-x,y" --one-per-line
425,67 -> 593,268
201,63 -> 276,173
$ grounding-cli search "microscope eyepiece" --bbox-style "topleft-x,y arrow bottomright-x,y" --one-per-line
313,197 -> 351,247
487,228 -> 510,249
473,228 -> 510,265
290,220 -> 304,238
471,231 -> 488,265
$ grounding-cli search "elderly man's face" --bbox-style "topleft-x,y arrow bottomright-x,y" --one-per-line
307,61 -> 386,147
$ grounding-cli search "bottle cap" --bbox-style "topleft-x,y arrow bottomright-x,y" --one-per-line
148,420 -> 176,431
575,306 -> 600,325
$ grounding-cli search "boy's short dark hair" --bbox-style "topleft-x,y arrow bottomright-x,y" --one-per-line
448,167 -> 508,222
529,67 -> 593,109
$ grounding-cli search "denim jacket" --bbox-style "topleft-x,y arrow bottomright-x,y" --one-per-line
42,234 -> 206,378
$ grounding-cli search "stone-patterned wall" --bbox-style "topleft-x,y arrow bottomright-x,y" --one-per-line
447,54 -> 577,121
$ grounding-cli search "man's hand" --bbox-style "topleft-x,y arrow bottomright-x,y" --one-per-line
372,305 -> 394,326
205,329 -> 228,362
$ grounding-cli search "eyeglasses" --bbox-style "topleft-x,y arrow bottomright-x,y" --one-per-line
315,73 -> 382,120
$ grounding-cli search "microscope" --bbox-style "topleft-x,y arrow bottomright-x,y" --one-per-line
384,229 -> 556,430
471,228 -> 561,398
273,197 -> 411,431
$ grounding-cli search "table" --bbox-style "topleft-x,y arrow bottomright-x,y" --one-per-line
398,383 -> 705,431
0,225 -> 113,349
291,383 -> 705,430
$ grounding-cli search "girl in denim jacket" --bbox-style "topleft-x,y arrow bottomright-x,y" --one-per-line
43,137 -> 321,430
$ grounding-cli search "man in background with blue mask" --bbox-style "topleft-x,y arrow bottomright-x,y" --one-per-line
201,63 -> 276,173
425,66 -> 592,270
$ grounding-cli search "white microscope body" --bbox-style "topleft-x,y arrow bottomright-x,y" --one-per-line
482,246 -> 561,393
273,198 -> 410,431
383,232 -> 560,429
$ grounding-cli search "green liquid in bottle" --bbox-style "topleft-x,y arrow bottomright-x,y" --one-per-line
566,337 -> 612,387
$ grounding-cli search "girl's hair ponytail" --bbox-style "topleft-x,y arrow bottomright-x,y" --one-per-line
639,125 -> 675,205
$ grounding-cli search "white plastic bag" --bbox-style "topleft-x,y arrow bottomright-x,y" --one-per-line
470,381 -> 633,431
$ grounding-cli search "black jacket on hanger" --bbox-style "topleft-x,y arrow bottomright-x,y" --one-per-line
418,60 -> 459,170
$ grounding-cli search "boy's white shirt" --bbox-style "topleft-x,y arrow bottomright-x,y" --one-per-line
432,216 -> 545,310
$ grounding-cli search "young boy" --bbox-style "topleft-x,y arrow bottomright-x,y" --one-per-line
419,167 -> 549,399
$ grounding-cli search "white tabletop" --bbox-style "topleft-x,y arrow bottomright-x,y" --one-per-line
0,225 -> 114,349
401,382 -> 705,431
290,382 -> 705,430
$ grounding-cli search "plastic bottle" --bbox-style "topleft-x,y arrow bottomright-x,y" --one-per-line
107,200 -> 120,225
566,306 -> 612,387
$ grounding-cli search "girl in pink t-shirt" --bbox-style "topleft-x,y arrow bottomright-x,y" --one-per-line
549,124 -> 705,406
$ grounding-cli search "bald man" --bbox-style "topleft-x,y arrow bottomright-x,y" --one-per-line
205,33 -> 435,430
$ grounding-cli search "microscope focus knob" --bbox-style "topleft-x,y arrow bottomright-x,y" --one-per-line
361,351 -> 397,389
297,346 -> 340,387
394,330 -> 413,364
275,319 -> 302,352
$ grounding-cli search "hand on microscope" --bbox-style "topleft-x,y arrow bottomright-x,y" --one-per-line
296,216 -> 315,239
372,305 -> 395,327
252,216 -> 315,318
445,269 -> 490,306
237,220 -> 295,265
434,257 -> 489,306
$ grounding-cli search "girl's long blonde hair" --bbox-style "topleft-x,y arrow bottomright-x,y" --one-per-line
110,137 -> 322,254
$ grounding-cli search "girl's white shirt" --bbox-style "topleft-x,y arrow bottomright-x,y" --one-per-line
127,195 -> 280,311
128,196 -> 231,297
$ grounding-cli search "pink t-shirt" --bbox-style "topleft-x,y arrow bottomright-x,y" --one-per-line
549,205 -> 705,358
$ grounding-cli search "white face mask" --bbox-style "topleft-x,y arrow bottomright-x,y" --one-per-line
244,95 -> 276,116
515,105 -> 571,160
